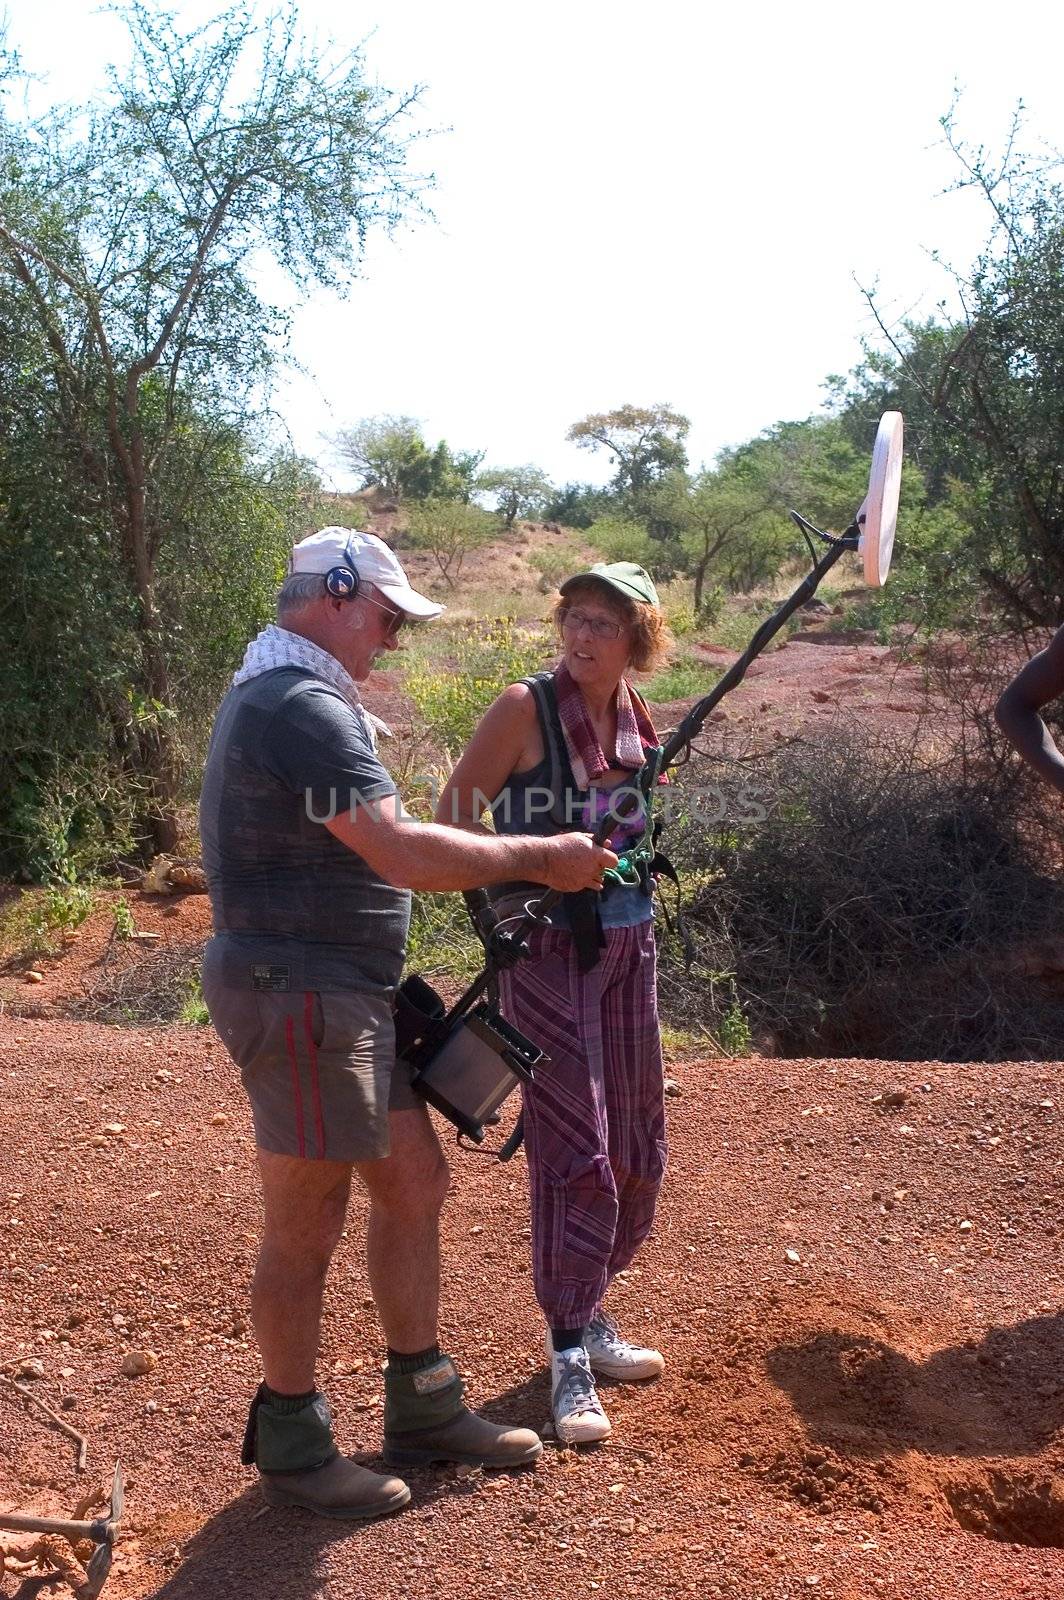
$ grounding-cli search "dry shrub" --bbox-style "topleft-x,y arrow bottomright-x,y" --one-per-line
659,718 -> 1064,1061
69,939 -> 205,1025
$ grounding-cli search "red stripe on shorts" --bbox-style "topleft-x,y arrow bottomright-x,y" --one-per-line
303,991 -> 326,1160
284,1011 -> 306,1158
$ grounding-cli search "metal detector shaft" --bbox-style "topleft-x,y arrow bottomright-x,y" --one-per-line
440,535 -> 854,1033
658,534 -> 852,768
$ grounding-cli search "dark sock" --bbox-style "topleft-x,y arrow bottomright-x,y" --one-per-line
263,1385 -> 318,1415
551,1326 -> 585,1353
387,1343 -> 443,1375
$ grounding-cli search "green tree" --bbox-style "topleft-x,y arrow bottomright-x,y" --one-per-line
566,403 -> 690,496
844,107 -> 1064,629
586,515 -> 659,571
679,468 -> 778,612
0,354 -> 317,876
428,443 -> 485,504
476,464 -> 553,529
0,3 -> 426,853
540,481 -> 619,528
664,418 -> 869,608
404,499 -> 498,587
334,415 -> 484,503
333,416 -> 428,501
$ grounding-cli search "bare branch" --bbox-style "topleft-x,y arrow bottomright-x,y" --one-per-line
126,178 -> 238,383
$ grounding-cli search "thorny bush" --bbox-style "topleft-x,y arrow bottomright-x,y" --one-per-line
658,717 -> 1064,1061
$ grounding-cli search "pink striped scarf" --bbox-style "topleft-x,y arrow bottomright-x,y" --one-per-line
553,661 -> 660,790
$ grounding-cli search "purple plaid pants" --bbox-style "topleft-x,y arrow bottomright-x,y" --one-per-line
498,919 -> 667,1327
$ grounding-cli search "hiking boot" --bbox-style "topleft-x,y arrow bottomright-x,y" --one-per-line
584,1313 -> 665,1381
383,1406 -> 543,1468
260,1454 -> 411,1520
382,1351 -> 542,1469
550,1346 -> 611,1445
242,1382 -> 409,1519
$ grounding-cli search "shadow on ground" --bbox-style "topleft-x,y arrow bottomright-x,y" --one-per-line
138,1380 -> 553,1600
766,1310 -> 1064,1460
141,1485 -> 357,1600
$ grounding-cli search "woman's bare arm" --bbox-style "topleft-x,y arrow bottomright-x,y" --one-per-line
435,683 -> 538,830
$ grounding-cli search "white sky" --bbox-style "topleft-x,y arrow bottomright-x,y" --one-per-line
7,1 -> 1062,487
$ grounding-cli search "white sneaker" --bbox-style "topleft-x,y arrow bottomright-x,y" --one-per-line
550,1346 -> 611,1445
584,1313 -> 665,1381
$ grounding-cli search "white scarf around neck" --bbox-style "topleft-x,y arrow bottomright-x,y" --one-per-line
232,624 -> 391,746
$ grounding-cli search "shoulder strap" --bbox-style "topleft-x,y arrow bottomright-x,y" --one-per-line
520,672 -> 576,828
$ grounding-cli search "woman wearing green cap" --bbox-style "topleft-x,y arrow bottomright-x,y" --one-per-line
436,562 -> 672,1447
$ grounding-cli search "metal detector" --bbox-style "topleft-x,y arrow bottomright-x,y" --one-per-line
395,970 -> 544,1143
399,412 -> 904,1151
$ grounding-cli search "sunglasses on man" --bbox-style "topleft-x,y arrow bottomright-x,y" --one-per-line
362,593 -> 406,636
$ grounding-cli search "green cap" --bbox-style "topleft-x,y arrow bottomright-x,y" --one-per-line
560,561 -> 660,608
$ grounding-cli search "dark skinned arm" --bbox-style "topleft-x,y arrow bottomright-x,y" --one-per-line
995,624 -> 1064,798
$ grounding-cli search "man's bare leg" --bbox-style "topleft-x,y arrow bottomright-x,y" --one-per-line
357,1104 -> 449,1352
356,1104 -> 541,1468
253,1110 -> 447,1387
251,1107 -> 539,1472
248,1148 -> 410,1518
253,1150 -> 353,1392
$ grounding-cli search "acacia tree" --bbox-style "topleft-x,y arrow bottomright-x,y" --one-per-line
0,4 -> 427,850
566,403 -> 690,496
334,414 -> 484,503
403,499 -> 498,587
660,419 -> 869,608
853,107 -> 1064,629
333,416 -> 427,500
476,464 -> 553,529
680,470 -> 778,611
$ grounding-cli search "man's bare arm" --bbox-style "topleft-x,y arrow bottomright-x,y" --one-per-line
324,794 -> 616,892
995,625 -> 1064,797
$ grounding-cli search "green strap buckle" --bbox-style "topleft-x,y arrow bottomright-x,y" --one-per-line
601,746 -> 665,888
604,852 -> 643,888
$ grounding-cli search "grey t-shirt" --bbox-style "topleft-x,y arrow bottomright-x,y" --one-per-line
199,668 -> 411,994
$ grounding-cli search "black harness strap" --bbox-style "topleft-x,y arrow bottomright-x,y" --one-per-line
521,671 -> 572,829
520,672 -> 606,974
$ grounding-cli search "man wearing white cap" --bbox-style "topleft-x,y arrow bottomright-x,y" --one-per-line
200,528 -> 616,1520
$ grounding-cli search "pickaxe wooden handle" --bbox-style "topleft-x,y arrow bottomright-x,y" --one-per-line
0,1462 -> 124,1598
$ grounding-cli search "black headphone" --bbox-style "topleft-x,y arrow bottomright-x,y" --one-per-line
324,536 -> 361,600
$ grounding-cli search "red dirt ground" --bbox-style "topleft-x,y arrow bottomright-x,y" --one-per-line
2,1020 -> 1064,1600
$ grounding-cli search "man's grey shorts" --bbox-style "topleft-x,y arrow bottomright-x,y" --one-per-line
203,978 -> 420,1163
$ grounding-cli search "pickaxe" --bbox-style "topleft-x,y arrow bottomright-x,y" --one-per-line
0,1460 -> 124,1598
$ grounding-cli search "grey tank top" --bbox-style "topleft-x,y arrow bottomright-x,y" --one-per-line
490,759 -> 654,932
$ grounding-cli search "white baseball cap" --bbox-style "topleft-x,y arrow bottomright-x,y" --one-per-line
290,528 -> 444,619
